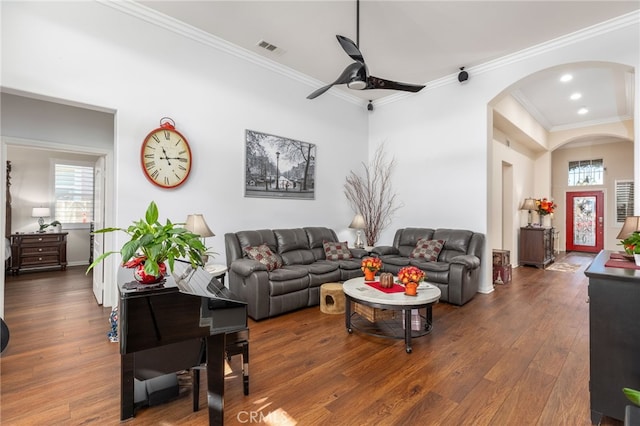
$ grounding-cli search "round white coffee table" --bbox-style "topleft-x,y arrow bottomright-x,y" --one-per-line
343,277 -> 441,353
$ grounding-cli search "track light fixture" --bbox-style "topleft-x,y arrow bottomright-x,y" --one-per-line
458,67 -> 469,83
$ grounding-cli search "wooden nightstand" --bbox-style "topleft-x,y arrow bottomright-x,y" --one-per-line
10,232 -> 68,274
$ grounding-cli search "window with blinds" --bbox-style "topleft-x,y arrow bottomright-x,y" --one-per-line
54,162 -> 94,224
616,180 -> 634,223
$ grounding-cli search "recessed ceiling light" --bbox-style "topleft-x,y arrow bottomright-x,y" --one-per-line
560,74 -> 573,82
570,92 -> 582,100
578,107 -> 589,115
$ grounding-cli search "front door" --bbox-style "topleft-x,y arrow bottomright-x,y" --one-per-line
566,191 -> 604,253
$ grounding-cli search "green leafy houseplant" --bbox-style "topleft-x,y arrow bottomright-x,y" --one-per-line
86,201 -> 206,277
620,231 -> 640,254
624,388 -> 640,406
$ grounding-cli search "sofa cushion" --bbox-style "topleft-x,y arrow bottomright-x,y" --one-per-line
323,241 -> 353,260
410,239 -> 444,261
243,244 -> 283,271
379,255 -> 411,267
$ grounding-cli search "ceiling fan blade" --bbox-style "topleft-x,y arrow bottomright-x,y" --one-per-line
307,62 -> 365,99
367,76 -> 425,93
307,84 -> 334,100
336,35 -> 364,63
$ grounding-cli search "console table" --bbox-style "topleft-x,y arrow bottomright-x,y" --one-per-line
519,226 -> 554,268
10,232 -> 68,274
585,250 -> 640,424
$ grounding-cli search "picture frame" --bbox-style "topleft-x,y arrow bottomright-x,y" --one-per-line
244,130 -> 316,200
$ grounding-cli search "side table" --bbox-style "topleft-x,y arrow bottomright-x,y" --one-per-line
204,264 -> 228,285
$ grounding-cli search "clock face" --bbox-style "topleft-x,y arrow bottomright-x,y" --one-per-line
141,127 -> 192,188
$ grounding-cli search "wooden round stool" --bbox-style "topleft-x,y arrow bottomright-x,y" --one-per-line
320,283 -> 345,314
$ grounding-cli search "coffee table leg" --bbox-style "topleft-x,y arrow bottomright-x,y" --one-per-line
404,309 -> 412,353
425,305 -> 433,332
345,297 -> 353,333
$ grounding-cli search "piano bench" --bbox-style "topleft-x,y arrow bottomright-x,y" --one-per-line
192,334 -> 249,412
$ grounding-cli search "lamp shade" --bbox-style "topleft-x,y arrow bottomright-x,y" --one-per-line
617,216 -> 640,239
348,214 -> 366,229
184,214 -> 214,237
521,198 -> 537,211
32,207 -> 50,218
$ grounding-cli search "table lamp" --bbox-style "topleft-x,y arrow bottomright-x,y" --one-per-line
348,213 -> 366,249
520,198 -> 537,227
617,216 -> 640,240
32,207 -> 51,232
185,214 -> 215,263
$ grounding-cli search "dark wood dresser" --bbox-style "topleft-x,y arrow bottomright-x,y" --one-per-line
585,250 -> 640,424
10,232 -> 68,274
519,226 -> 554,268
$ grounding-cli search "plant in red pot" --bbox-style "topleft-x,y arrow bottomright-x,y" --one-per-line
86,201 -> 206,284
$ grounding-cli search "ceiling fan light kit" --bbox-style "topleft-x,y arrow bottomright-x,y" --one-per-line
307,0 -> 425,100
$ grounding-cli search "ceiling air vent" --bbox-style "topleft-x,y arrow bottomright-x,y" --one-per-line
257,40 -> 284,55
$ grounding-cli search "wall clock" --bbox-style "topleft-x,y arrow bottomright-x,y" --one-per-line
141,117 -> 192,188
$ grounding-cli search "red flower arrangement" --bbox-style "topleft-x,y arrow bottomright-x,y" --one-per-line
397,266 -> 425,285
361,257 -> 382,272
536,198 -> 557,216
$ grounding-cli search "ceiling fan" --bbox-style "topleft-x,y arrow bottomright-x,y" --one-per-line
307,0 -> 426,100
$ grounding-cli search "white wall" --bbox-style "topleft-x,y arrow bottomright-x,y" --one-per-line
1,1 -> 368,309
369,15 -> 639,294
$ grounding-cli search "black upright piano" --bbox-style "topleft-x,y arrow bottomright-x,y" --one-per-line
118,261 -> 247,425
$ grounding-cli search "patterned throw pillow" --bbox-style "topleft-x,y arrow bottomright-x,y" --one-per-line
323,240 -> 353,260
410,239 -> 445,261
243,244 -> 283,271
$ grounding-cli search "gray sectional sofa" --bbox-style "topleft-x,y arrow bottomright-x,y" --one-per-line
224,227 -> 368,320
372,228 -> 484,306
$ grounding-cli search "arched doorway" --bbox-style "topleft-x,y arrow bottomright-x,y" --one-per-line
489,61 -> 635,265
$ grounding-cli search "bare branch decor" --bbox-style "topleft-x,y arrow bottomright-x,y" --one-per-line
344,145 -> 401,246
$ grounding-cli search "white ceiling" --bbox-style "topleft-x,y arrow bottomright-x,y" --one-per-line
137,1 -> 638,132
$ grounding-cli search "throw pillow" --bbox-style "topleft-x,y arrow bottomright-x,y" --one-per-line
323,240 -> 353,260
410,239 -> 445,261
243,244 -> 283,271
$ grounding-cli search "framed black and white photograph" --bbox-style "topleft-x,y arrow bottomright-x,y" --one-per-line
245,130 -> 316,199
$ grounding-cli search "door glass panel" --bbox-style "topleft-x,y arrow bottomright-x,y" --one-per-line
573,196 -> 596,246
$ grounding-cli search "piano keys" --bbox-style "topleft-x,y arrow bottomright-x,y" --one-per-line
118,260 -> 247,425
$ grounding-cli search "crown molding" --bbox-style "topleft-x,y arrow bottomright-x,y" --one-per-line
100,1 -> 638,110
468,10 -> 640,79
550,115 -> 634,133
511,89 -> 553,130
98,0 -> 363,106
373,11 -> 639,108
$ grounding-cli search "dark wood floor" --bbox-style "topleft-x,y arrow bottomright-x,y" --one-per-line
0,252 -> 624,425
